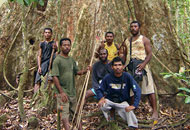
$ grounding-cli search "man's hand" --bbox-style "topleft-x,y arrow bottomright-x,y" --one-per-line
38,67 -> 42,74
137,62 -> 146,71
125,105 -> 135,112
98,97 -> 106,108
52,42 -> 57,49
60,92 -> 68,103
87,65 -> 92,71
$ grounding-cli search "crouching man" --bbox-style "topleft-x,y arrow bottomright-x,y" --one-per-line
96,57 -> 141,128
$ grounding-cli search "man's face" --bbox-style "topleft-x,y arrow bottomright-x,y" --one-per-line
60,40 -> 71,55
105,33 -> 114,43
99,49 -> 108,62
130,23 -> 140,36
112,61 -> 124,75
44,29 -> 52,40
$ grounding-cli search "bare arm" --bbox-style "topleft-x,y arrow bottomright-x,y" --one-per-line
77,65 -> 91,75
37,44 -> 42,74
120,38 -> 129,63
77,70 -> 87,75
137,37 -> 152,71
53,76 -> 68,102
143,36 -> 152,65
125,105 -> 135,112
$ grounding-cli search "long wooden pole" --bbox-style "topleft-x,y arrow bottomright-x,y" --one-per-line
71,2 -> 98,129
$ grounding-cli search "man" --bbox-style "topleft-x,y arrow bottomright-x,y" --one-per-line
52,38 -> 88,130
96,57 -> 141,128
34,28 -> 57,93
124,21 -> 158,119
85,48 -> 112,100
98,32 -> 119,61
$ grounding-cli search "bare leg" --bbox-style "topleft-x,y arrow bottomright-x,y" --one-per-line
85,89 -> 95,100
110,108 -> 115,120
148,93 -> 158,119
62,117 -> 70,130
34,83 -> 40,93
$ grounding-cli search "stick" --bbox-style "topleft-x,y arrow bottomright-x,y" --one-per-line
71,4 -> 99,129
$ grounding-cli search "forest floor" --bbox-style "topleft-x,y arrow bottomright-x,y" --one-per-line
0,95 -> 190,130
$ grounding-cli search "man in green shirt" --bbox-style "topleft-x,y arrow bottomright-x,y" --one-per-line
52,38 -> 88,130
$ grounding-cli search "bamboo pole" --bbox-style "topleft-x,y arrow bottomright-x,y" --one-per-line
71,2 -> 99,129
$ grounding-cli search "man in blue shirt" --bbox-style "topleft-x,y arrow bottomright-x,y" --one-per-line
96,57 -> 141,128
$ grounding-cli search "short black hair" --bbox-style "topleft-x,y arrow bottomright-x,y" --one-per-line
105,31 -> 114,37
60,38 -> 71,46
111,56 -> 125,65
130,21 -> 141,27
99,48 -> 108,55
44,28 -> 53,33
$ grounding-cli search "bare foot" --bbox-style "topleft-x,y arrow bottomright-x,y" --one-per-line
151,111 -> 158,120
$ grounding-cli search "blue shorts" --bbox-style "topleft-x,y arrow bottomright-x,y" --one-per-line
90,88 -> 97,99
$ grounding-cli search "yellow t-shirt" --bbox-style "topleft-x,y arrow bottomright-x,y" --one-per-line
104,42 -> 118,61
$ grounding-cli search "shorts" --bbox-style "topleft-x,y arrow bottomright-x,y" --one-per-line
90,88 -> 98,99
130,66 -> 155,96
56,94 -> 77,119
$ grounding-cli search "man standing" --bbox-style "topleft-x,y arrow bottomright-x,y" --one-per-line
96,57 -> 141,128
125,21 -> 158,119
34,28 -> 57,93
52,38 -> 88,130
85,48 -> 112,100
99,32 -> 119,61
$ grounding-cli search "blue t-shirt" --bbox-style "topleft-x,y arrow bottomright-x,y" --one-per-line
96,72 -> 141,108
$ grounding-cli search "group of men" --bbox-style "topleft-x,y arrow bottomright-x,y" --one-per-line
34,21 -> 158,129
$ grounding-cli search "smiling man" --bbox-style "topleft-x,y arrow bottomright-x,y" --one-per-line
96,56 -> 141,128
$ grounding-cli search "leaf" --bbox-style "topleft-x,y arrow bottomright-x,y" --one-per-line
185,96 -> 190,104
178,87 -> 190,93
39,0 -> 44,6
24,0 -> 31,6
16,0 -> 24,5
177,93 -> 186,97
163,74 -> 172,79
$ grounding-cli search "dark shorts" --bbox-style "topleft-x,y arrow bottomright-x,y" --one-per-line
35,60 -> 49,84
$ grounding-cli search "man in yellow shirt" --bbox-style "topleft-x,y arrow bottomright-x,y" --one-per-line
99,32 -> 119,61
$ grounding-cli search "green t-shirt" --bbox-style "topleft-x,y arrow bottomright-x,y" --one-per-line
51,55 -> 79,96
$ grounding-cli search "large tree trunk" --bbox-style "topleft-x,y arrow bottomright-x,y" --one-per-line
129,0 -> 190,110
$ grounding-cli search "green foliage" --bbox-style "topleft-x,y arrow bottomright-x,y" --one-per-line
167,0 -> 190,60
161,69 -> 190,104
9,0 -> 44,6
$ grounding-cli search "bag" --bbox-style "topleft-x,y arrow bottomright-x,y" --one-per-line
127,58 -> 146,82
127,37 -> 146,82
